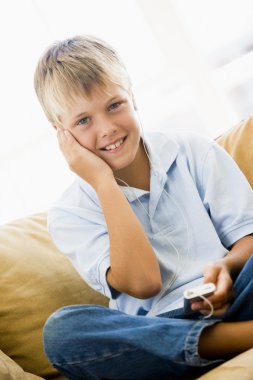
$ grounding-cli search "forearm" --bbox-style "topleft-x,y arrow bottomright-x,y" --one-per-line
96,179 -> 162,298
222,234 -> 253,279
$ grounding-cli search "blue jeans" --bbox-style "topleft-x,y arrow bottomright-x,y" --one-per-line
43,255 -> 253,380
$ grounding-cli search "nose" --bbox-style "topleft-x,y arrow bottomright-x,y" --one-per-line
100,123 -> 117,139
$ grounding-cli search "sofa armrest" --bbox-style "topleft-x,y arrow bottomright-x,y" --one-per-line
0,350 -> 44,380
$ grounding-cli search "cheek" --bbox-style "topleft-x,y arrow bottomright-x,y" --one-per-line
130,117 -> 141,140
122,112 -> 140,133
70,129 -> 95,151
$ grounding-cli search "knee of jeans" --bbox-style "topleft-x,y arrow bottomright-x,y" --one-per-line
43,306 -> 75,363
43,305 -> 107,363
43,308 -> 65,363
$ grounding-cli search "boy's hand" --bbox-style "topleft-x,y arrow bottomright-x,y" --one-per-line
57,128 -> 114,190
191,260 -> 234,317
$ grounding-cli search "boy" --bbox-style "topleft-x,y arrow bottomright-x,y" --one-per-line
34,35 -> 253,379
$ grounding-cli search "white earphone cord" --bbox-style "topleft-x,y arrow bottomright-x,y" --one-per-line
198,295 -> 214,319
116,117 -> 214,318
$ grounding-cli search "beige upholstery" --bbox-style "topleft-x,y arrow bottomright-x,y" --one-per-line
198,348 -> 253,380
216,116 -> 253,188
0,350 -> 43,380
0,213 -> 108,379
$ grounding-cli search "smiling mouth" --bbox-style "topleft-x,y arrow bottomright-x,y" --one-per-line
100,137 -> 127,151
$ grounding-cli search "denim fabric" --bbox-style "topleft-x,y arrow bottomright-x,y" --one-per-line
223,254 -> 253,322
43,255 -> 253,380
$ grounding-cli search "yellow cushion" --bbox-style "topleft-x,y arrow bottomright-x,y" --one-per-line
216,115 -> 253,188
0,350 -> 43,380
197,348 -> 253,380
0,213 -> 108,379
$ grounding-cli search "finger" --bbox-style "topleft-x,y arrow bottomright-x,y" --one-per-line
192,299 -> 230,314
63,129 -> 82,148
206,287 -> 234,308
191,298 -> 225,312
63,129 -> 73,139
191,286 -> 233,312
199,287 -> 234,313
58,128 -> 73,141
208,273 -> 233,303
203,263 -> 219,284
201,303 -> 230,318
191,300 -> 204,311
212,303 -> 230,317
216,270 -> 232,293
57,128 -> 77,154
56,127 -> 67,143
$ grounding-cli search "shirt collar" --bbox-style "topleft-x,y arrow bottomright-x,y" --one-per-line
143,132 -> 179,178
120,186 -> 149,202
120,132 -> 180,203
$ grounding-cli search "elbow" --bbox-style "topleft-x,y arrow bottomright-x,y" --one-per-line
108,268 -> 162,299
132,279 -> 162,299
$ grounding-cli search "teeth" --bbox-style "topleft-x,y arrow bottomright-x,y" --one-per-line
105,138 -> 124,151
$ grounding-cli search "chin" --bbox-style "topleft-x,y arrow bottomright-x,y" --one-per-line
111,163 -> 127,172
107,158 -> 126,170
106,149 -> 138,173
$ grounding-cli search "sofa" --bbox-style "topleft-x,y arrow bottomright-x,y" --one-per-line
0,116 -> 253,380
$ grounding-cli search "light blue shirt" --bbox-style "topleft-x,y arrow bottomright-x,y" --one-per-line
48,131 -> 253,316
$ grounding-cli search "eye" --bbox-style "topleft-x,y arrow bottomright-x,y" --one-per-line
108,101 -> 122,111
77,116 -> 90,126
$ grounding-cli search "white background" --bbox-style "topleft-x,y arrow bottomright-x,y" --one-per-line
1,0 -> 253,224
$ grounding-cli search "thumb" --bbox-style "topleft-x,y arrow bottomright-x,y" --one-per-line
203,263 -> 219,285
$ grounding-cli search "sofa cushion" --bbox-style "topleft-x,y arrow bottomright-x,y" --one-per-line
0,350 -> 43,380
0,213 -> 108,379
197,348 -> 253,379
216,115 -> 253,188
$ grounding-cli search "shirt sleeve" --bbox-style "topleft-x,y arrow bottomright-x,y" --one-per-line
200,140 -> 253,247
48,203 -> 114,299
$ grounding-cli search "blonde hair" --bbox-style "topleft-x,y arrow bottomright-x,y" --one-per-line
34,35 -> 132,126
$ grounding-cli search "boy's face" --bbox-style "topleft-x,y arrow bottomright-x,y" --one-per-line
58,83 -> 141,172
